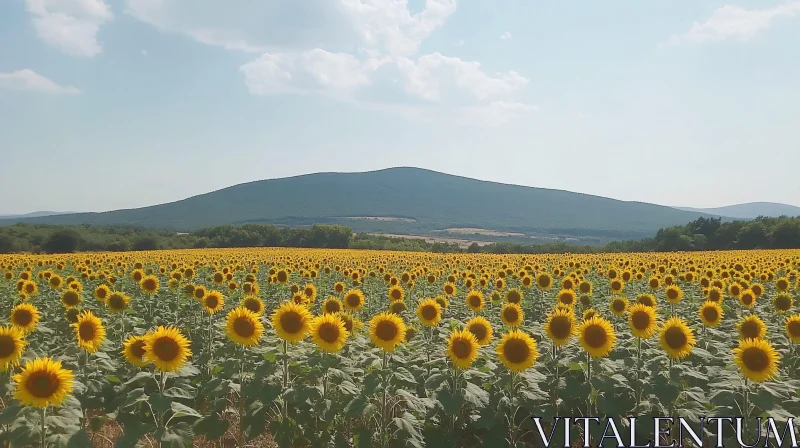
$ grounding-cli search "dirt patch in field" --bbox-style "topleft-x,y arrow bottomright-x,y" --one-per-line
443,228 -> 525,237
368,233 -> 494,249
345,216 -> 417,222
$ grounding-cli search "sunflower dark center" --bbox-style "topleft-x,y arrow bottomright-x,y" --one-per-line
142,279 -> 156,291
631,311 -> 651,330
153,337 -> 180,361
612,299 -> 625,312
580,283 -> 591,294
788,321 -> 800,337
503,338 -> 530,364
391,289 -> 402,300
280,312 -> 303,334
549,316 -> 572,339
346,294 -> 361,307
375,321 -> 398,341
702,306 -> 719,322
318,323 -> 340,343
664,327 -> 687,349
234,317 -> 256,338
79,322 -> 95,341
451,339 -> 471,359
468,295 -> 482,307
97,289 -> 108,299
444,286 -> 454,295
503,307 -> 519,323
206,296 -> 219,309
108,295 -> 125,310
741,347 -> 769,372
468,323 -> 487,341
775,296 -> 791,311
27,372 -> 59,398
583,324 -> 608,348
741,294 -> 754,305
13,310 -> 32,326
325,301 -> 341,313
63,292 -> 79,306
741,321 -> 761,339
194,289 -> 205,299
507,291 -> 521,303
0,335 -> 16,358
130,340 -> 146,359
421,305 -> 438,321
667,290 -> 679,300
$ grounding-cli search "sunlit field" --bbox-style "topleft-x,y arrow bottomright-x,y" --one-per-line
1,248 -> 799,447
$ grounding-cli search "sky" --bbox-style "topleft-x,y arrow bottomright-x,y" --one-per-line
1,0 -> 799,215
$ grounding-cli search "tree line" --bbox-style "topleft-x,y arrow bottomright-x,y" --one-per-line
0,216 -> 798,254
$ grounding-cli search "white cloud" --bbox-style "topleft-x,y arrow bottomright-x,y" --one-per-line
0,69 -> 81,94
394,53 -> 528,101
500,31 -> 512,40
26,0 -> 113,57
673,2 -> 800,43
339,0 -> 458,56
240,50 -> 389,96
457,39 -> 464,46
141,49 -> 148,55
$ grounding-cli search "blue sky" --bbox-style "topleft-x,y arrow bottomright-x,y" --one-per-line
1,0 -> 799,215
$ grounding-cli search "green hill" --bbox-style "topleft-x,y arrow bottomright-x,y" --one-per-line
675,202 -> 800,219
0,167 -> 723,240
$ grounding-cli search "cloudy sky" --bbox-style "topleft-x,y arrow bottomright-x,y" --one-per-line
1,0 -> 799,215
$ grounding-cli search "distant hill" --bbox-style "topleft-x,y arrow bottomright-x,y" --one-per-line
0,211 -> 75,219
674,202 -> 800,220
0,168 -> 726,240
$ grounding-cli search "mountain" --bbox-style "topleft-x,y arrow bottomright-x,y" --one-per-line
674,202 -> 800,220
0,167 -> 725,240
0,211 -> 75,219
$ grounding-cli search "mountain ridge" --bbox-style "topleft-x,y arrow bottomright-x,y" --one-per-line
0,167 -> 735,240
674,202 -> 800,220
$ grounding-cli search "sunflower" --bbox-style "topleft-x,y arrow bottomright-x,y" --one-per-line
628,303 -> 657,339
582,308 -> 598,321
122,335 -> 150,367
707,287 -> 724,303
446,329 -> 479,369
140,275 -> 159,294
500,303 -> 524,327
106,292 -> 130,313
272,302 -> 312,343
635,293 -> 657,308
664,285 -> 683,304
578,316 -> 616,358
339,312 -> 362,334
578,281 -> 593,295
733,338 -> 780,383
536,273 -> 553,290
368,312 -> 406,353
465,290 -> 485,312
303,283 -> 317,302
416,298 -> 442,327
144,326 -> 192,372
202,290 -> 225,314
773,293 -> 794,313
435,295 -> 450,309
131,269 -> 145,283
659,317 -> 695,359
544,307 -> 575,347
728,283 -> 742,298
609,279 -> 624,294
505,288 -> 523,304
750,283 -> 764,297
557,289 -> 576,308
776,277 -> 790,292
333,282 -> 346,294
21,280 -> 38,297
48,274 -> 63,290
0,326 -> 26,371
698,301 -> 724,327
737,315 -> 766,340
309,313 -> 349,353
13,357 -> 74,408
64,308 -> 81,324
94,284 -> 111,302
496,329 -> 539,372
226,307 -> 264,347
609,296 -> 628,316
388,285 -> 405,302
10,303 -> 39,334
465,316 -> 493,345
73,310 -> 106,353
343,289 -> 365,312
494,278 -> 506,290
785,314 -> 800,343
389,301 -> 406,314
738,289 -> 756,309
319,297 -> 341,315
61,289 -> 82,308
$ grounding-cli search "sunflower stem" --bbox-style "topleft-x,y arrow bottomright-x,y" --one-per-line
40,406 -> 47,448
381,350 -> 389,448
743,378 -> 749,431
239,345 -> 246,448
282,339 -> 289,420
635,337 -> 642,413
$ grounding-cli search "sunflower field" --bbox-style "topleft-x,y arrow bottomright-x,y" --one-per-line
0,248 -> 799,447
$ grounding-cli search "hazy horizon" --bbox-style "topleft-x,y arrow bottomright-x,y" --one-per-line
2,0 -> 799,215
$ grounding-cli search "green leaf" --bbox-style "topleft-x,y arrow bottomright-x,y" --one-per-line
463,381 -> 489,407
164,386 -> 195,400
392,367 -> 417,386
155,421 -> 194,448
67,429 -> 92,448
149,394 -> 173,413
436,388 -> 464,414
345,395 -> 373,417
194,414 -> 229,440
105,375 -> 121,384
0,404 -> 24,425
170,402 -> 202,419
751,387 -> 775,412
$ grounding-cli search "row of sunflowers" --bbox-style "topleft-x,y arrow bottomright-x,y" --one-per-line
0,248 -> 799,447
